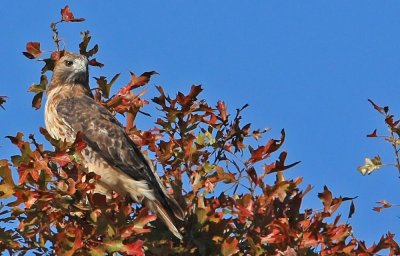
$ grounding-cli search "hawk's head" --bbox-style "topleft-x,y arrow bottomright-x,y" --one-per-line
47,52 -> 91,95
52,52 -> 89,86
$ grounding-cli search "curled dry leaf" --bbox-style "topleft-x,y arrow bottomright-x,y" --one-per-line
22,42 -> 42,59
217,100 -> 228,122
31,92 -> 43,110
51,50 -> 64,61
367,129 -> 378,138
61,5 -> 85,22
373,200 -> 393,212
129,71 -> 159,89
0,96 -> 7,110
89,58 -> 104,67
368,99 -> 388,115
318,185 -> 333,213
357,156 -> 382,175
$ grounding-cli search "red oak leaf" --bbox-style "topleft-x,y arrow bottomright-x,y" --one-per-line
61,5 -> 85,22
23,42 -> 42,59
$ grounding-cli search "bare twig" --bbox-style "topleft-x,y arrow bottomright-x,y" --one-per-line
50,21 -> 62,51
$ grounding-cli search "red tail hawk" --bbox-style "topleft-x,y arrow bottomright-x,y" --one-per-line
44,52 -> 184,239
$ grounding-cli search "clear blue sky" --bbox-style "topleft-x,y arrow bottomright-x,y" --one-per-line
1,1 -> 400,245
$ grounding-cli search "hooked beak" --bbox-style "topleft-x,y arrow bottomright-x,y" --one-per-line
74,57 -> 88,73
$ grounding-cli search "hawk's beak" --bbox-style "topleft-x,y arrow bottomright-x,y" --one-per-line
74,58 -> 88,73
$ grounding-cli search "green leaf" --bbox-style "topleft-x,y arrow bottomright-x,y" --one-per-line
28,75 -> 48,94
196,207 -> 207,225
104,240 -> 144,255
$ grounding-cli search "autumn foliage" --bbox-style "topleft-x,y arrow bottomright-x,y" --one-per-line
1,6 -> 400,255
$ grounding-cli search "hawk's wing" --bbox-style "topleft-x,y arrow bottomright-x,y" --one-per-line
56,95 -> 169,205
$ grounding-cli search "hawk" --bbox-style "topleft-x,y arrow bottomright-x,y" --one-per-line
44,52 -> 184,239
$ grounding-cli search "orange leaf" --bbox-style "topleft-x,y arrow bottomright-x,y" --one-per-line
124,240 -> 144,256
130,71 -> 158,88
32,92 -> 43,110
217,100 -> 228,122
318,185 -> 333,213
61,5 -> 85,22
23,42 -> 42,59
51,50 -> 64,61
0,160 -> 15,198
373,200 -> 392,212
51,152 -> 71,167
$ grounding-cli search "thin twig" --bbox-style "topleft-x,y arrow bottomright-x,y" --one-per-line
29,134 -> 45,158
389,129 -> 400,176
50,21 -> 62,51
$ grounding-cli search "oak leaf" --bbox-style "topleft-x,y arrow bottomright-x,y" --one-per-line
22,42 -> 42,59
61,5 -> 85,22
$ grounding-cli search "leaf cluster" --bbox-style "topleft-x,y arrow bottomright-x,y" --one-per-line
1,5 -> 399,256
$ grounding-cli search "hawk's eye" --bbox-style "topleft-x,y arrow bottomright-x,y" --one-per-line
64,60 -> 73,67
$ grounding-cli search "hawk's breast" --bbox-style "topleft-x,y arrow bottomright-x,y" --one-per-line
45,87 -> 76,142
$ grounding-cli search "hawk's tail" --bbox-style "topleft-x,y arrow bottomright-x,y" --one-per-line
141,155 -> 185,239
145,197 -> 184,240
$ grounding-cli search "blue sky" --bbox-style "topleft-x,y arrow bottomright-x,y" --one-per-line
1,1 -> 400,245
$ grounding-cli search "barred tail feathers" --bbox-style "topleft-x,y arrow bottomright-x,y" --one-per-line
145,199 -> 183,240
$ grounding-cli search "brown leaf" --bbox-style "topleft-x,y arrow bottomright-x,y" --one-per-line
41,58 -> 56,73
91,193 -> 107,208
130,71 -> 159,89
248,130 -> 285,164
348,200 -> 355,218
5,132 -> 25,148
51,50 -> 64,61
371,232 -> 399,254
318,185 -> 333,213
22,42 -> 42,59
61,5 -> 85,22
275,151 -> 301,172
89,58 -> 104,67
368,99 -> 388,115
385,115 -> 399,129
73,131 -> 87,152
367,129 -> 378,137
246,167 -> 258,185
79,31 -> 100,59
0,96 -> 7,110
373,200 -> 392,212
95,73 -> 120,98
217,100 -> 228,122
32,92 -> 43,110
